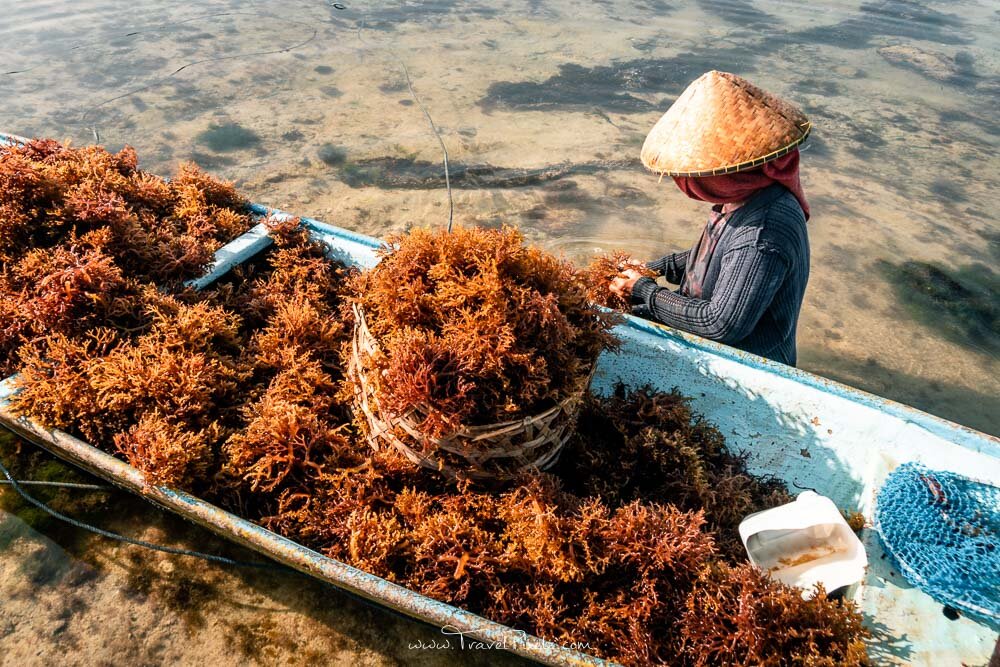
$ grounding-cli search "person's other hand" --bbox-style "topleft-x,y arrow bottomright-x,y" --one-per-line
609,268 -> 645,299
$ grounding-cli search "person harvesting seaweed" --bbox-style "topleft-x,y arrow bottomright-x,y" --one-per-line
609,71 -> 811,366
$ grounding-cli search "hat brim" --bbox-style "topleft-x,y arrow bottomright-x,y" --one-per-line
656,122 -> 811,178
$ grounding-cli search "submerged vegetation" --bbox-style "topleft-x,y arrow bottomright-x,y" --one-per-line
879,259 -> 999,354
335,155 -> 637,189
787,0 -> 971,50
1,140 -> 869,666
195,122 -> 262,153
478,53 -> 749,114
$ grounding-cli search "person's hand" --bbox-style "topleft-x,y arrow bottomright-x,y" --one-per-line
609,268 -> 645,299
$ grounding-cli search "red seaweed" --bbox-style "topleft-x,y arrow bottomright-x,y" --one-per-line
0,139 -> 254,373
583,250 -> 657,310
349,225 -> 620,437
4,142 -> 868,666
679,562 -> 870,666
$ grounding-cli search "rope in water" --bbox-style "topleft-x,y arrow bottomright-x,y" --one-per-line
397,57 -> 455,233
0,479 -> 109,490
0,456 -> 447,623
357,19 -> 454,233
0,452 -> 441,628
0,458 -> 281,570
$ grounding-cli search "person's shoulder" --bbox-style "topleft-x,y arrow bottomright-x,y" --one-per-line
729,186 -> 797,224
741,187 -> 805,234
757,189 -> 808,258
725,187 -> 806,257
763,187 -> 806,225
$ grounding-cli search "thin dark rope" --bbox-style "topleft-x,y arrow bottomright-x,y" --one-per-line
358,19 -> 454,232
791,479 -> 820,494
398,58 -> 454,233
0,479 -> 109,491
0,458 -> 281,570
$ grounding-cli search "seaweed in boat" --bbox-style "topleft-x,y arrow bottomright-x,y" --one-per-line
583,250 -> 657,310
556,385 -> 793,562
349,225 -> 620,438
0,139 -> 254,373
3,149 -> 868,665
679,562 -> 870,666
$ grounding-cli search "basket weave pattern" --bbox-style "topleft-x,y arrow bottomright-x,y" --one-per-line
348,305 -> 591,479
641,70 -> 811,177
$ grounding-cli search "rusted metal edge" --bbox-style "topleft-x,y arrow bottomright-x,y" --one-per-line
0,379 -> 612,667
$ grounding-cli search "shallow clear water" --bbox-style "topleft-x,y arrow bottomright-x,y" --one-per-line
1,0 -> 998,663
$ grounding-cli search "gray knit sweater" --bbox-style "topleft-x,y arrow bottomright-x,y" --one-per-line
631,184 -> 809,366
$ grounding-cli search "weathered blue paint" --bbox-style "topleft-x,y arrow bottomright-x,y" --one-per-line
619,315 -> 1000,458
186,222 -> 273,291
2,131 -> 998,664
0,132 -> 29,146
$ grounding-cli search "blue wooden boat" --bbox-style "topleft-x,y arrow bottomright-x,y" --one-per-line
0,133 -> 997,665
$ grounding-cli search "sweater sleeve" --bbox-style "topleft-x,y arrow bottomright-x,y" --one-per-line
630,243 -> 788,344
645,251 -> 689,285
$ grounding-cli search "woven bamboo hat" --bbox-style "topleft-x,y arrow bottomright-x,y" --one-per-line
640,71 -> 811,177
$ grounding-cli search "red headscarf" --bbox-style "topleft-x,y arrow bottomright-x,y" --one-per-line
672,149 -> 810,220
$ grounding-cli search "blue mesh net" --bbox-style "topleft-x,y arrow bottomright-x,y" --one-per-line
874,462 -> 999,624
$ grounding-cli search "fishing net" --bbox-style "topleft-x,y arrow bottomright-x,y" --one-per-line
874,461 -> 1000,623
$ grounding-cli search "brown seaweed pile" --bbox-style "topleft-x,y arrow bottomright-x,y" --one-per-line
556,386 -> 794,561
583,250 -> 657,310
12,217 -> 353,492
350,225 -> 619,437
18,326 -> 865,662
4,150 -> 868,664
262,387 -> 865,665
0,138 -> 253,374
679,563 -> 869,665
270,465 -> 717,664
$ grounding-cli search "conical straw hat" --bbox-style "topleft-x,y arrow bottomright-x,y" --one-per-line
640,71 -> 811,177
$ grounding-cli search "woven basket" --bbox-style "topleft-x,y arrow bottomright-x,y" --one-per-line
347,304 -> 593,480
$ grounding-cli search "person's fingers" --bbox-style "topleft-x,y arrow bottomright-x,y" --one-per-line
609,276 -> 626,296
